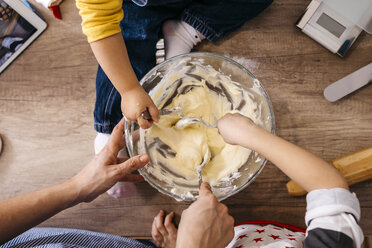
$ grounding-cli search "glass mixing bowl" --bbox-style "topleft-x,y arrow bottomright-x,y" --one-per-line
125,53 -> 275,201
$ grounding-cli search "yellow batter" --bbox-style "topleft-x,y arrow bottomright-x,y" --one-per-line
142,59 -> 262,191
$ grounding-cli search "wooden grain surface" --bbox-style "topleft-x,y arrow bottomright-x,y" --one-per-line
0,0 -> 371,238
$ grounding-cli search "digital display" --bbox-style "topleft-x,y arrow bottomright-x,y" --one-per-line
0,0 -> 36,67
316,13 -> 346,38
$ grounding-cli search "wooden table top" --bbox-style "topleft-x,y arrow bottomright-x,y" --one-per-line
0,0 -> 371,238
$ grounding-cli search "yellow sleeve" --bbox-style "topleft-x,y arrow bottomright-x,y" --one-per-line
76,0 -> 124,43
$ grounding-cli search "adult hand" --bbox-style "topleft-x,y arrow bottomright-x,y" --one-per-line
217,113 -> 255,146
69,118 -> 150,203
121,86 -> 159,129
176,182 -> 235,248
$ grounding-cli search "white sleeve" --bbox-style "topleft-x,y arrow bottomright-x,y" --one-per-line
305,188 -> 364,248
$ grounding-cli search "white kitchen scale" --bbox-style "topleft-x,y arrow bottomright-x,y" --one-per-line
296,0 -> 372,57
297,0 -> 372,102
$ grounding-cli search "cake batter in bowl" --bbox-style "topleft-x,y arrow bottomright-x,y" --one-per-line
125,53 -> 275,201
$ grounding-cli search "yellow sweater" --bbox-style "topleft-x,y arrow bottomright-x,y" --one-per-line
76,0 -> 123,43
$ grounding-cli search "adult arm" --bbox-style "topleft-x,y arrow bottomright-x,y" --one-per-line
0,119 -> 150,244
152,182 -> 235,248
176,182 -> 235,248
217,113 -> 348,193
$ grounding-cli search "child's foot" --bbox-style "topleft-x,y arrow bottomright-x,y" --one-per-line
162,20 -> 204,59
106,181 -> 137,198
95,132 -> 136,198
94,132 -> 111,154
152,210 -> 178,248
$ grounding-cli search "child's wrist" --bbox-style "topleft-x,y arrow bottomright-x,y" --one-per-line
240,118 -> 257,136
240,123 -> 263,149
120,84 -> 143,97
112,75 -> 141,96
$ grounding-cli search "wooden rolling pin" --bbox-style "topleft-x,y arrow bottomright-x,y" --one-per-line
287,146 -> 372,196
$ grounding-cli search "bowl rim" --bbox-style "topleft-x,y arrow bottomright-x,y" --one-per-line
127,52 -> 276,202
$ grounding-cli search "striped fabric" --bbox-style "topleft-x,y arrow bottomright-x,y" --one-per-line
1,228 -> 156,248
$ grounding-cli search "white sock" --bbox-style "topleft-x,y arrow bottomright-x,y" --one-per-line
95,133 -> 128,157
162,20 -> 203,59
94,133 -> 111,154
94,133 -> 134,198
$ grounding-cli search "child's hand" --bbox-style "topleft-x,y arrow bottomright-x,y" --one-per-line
217,113 -> 255,145
121,86 -> 159,129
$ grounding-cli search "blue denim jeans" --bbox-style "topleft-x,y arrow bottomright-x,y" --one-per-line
94,0 -> 273,133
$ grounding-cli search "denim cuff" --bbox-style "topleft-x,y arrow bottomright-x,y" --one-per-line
94,123 -> 116,134
181,10 -> 220,42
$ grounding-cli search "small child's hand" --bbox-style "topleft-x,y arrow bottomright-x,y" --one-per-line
121,86 -> 159,129
217,113 -> 255,145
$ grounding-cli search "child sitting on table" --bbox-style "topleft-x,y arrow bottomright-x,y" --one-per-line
75,0 -> 273,198
151,113 -> 364,248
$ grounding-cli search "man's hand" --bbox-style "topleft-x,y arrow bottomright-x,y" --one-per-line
121,86 -> 159,129
176,182 -> 235,248
217,113 -> 255,146
70,118 -> 150,203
